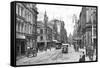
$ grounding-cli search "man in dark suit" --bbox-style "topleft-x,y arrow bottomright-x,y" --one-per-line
79,52 -> 85,62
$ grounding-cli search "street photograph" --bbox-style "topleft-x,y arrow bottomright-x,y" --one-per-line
15,2 -> 97,65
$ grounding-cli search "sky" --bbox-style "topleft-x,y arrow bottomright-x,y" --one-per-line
36,4 -> 82,37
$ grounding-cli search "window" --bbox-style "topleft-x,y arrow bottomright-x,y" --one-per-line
23,23 -> 25,33
21,7 -> 23,17
26,24 -> 28,34
21,23 -> 24,33
33,25 -> 35,33
28,25 -> 30,34
22,9 -> 25,18
30,26 -> 32,34
29,14 -> 31,23
25,10 -> 27,20
93,28 -> 96,36
18,23 -> 20,32
30,14 -> 33,24
40,36 -> 43,40
25,10 -> 28,22
16,5 -> 18,15
28,12 -> 30,22
16,22 -> 18,32
19,6 -> 21,16
40,29 -> 43,34
25,24 -> 27,33
19,23 -> 21,32
31,15 -> 33,24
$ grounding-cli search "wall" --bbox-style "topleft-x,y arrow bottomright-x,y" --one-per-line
0,0 -> 99,68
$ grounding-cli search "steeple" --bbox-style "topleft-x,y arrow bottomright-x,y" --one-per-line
44,11 -> 48,24
43,11 -> 48,37
44,11 -> 47,17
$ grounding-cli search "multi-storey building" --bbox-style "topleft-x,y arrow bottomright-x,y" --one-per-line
60,21 -> 68,43
49,19 -> 68,43
37,21 -> 45,50
85,7 -> 97,54
16,3 -> 38,56
37,21 -> 53,51
78,7 -> 97,57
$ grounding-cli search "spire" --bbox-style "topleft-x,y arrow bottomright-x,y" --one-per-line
44,10 -> 48,24
44,11 -> 47,17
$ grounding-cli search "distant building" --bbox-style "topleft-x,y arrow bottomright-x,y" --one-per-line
73,20 -> 80,51
37,21 -> 53,50
37,11 -> 53,50
68,33 -> 73,44
60,21 -> 68,43
16,3 -> 38,56
37,21 -> 45,50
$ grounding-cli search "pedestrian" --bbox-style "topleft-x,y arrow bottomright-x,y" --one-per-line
79,55 -> 82,62
79,52 -> 85,62
27,47 -> 30,57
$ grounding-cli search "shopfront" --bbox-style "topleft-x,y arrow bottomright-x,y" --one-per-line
16,34 -> 26,57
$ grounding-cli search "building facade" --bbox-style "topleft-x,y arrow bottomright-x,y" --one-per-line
85,7 -> 97,56
16,3 -> 38,56
37,21 -> 45,51
60,21 -> 68,43
77,7 -> 97,57
37,21 -> 53,51
50,19 -> 68,43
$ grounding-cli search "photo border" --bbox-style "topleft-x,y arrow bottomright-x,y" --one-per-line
11,1 -> 98,67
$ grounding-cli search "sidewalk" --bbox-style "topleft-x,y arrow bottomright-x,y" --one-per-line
85,55 -> 96,61
85,56 -> 90,61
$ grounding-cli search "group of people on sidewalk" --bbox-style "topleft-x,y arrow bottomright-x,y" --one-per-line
79,51 -> 96,62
